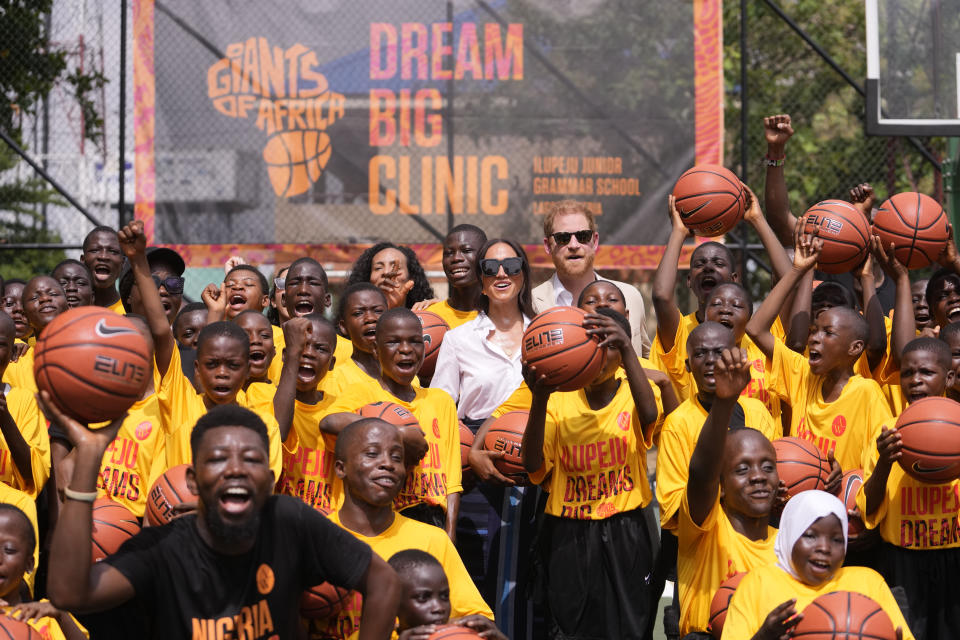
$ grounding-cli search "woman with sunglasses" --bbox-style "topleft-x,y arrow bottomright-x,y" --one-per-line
430,238 -> 538,637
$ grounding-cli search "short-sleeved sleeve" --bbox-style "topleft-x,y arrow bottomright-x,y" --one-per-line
769,338 -> 808,402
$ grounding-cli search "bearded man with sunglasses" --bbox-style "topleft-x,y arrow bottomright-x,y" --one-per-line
532,199 -> 651,356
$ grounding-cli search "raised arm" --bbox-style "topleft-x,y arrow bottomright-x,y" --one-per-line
274,318 -> 310,442
856,252 -> 887,371
686,347 -> 752,525
937,224 -> 960,275
746,227 -> 822,358
520,371 -> 556,475
743,182 -> 799,329
872,236 -> 913,368
652,195 -> 691,352
761,114 -> 797,246
118,221 -> 175,377
40,393 -> 136,613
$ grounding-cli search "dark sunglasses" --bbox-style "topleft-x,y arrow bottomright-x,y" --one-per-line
551,229 -> 594,246
152,275 -> 185,294
480,257 -> 524,277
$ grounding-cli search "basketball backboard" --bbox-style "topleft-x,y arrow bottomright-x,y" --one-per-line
865,0 -> 960,135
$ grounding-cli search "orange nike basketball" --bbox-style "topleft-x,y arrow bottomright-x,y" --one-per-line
841,469 -> 865,539
413,310 -> 449,379
145,464 -> 194,526
427,625 -> 483,639
300,582 -> 350,620
793,591 -> 895,640
358,401 -> 420,430
800,200 -> 871,273
521,306 -> 605,391
91,498 -> 140,563
33,306 -> 151,424
773,437 -> 831,497
895,396 -> 960,483
482,411 -> 529,485
873,192 -> 950,269
672,165 -> 747,236
0,616 -> 42,639
708,571 -> 746,639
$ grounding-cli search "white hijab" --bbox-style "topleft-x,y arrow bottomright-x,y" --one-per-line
774,490 -> 848,581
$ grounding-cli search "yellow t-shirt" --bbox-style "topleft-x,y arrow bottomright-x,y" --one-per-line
652,313 -> 783,418
425,300 -> 477,329
677,493 -> 777,637
95,394 -> 163,518
326,358 -> 383,400
327,384 -> 461,510
857,414 -> 960,549
269,329 -> 351,390
277,397 -> 340,514
656,395 -> 780,530
0,482 -> 39,595
0,385 -> 49,498
156,347 -> 282,479
769,339 -> 892,471
721,563 -> 913,640
530,376 -> 661,519
312,511 -> 493,639
1,601 -> 88,640
106,298 -> 126,316
2,346 -> 36,393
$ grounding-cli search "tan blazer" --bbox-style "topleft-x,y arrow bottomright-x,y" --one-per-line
531,274 -> 651,358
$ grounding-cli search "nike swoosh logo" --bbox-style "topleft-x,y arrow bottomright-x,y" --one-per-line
95,319 -> 137,338
678,201 -> 709,220
912,461 -> 953,475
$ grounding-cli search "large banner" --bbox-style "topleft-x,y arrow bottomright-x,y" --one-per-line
133,0 -> 723,269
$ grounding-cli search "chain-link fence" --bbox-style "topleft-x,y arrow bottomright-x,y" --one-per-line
0,1 -> 952,297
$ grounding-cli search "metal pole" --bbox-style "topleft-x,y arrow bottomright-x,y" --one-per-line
0,128 -> 104,227
740,0 -> 749,276
446,0 -> 454,233
119,0 -> 127,226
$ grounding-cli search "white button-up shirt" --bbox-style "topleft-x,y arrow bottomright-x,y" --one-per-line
430,311 -> 531,420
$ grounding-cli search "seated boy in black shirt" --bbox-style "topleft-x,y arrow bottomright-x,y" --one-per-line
42,400 -> 401,640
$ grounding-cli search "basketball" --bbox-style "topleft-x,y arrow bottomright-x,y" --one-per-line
841,469 -> 865,539
801,200 -> 871,273
873,192 -> 950,268
0,616 -> 42,640
91,498 -> 141,563
773,437 -> 830,497
33,306 -> 151,424
483,411 -> 529,484
793,591 -> 896,640
262,129 -> 332,198
413,310 -> 449,378
427,625 -> 483,640
707,571 -> 746,639
358,401 -> 420,431
145,464 -> 194,526
672,164 -> 747,236
300,582 -> 350,619
521,306 -> 605,391
895,396 -> 960,483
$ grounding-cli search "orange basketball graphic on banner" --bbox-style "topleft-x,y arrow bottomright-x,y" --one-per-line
263,130 -> 332,198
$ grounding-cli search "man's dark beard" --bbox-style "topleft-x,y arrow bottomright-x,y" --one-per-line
204,505 -> 260,546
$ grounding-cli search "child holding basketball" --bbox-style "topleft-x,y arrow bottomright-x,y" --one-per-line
675,345 -> 779,637
0,504 -> 87,639
857,337 -> 960,639
521,307 -> 660,639
745,226 -> 893,474
651,185 -> 792,408
320,308 -> 459,539
117,220 -> 283,479
3,275 -> 69,392
273,314 -> 341,513
720,490 -> 911,640
388,549 -> 505,640
314,419 -> 491,639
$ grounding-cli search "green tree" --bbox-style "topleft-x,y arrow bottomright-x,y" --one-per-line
0,0 -> 105,273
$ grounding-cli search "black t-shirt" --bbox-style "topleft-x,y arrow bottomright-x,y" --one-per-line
104,495 -> 371,639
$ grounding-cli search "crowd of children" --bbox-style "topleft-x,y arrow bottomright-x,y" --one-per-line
0,113 -> 958,640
